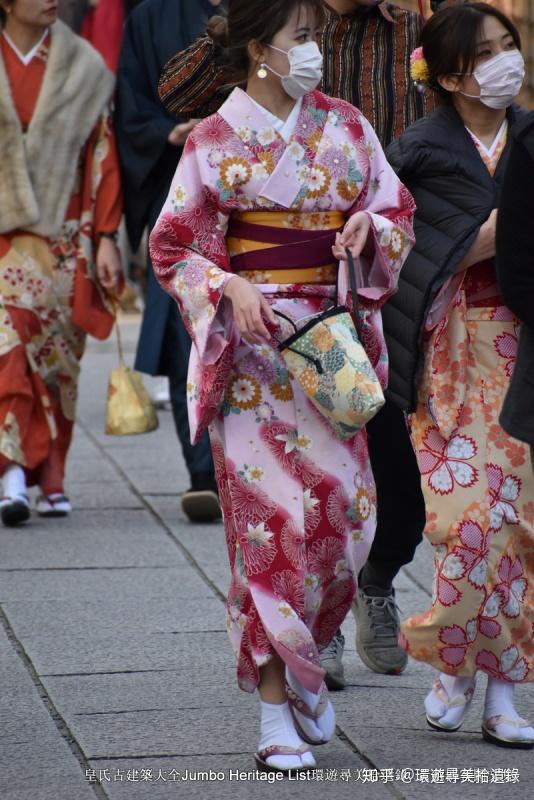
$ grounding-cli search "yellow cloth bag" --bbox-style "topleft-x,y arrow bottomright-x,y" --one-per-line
105,317 -> 158,436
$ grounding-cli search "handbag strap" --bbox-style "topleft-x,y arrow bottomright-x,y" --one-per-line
341,248 -> 359,315
111,298 -> 125,367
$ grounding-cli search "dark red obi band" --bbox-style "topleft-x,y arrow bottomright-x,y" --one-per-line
227,219 -> 343,273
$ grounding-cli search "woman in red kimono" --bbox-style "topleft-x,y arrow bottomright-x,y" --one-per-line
0,1 -> 123,525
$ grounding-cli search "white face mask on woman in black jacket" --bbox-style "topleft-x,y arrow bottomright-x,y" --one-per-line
459,50 -> 525,110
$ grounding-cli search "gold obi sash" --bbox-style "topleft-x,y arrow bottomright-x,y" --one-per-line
226,210 -> 345,285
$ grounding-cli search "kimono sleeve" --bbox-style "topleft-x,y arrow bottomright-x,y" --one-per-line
71,108 -> 122,341
149,133 -> 235,365
92,110 -> 123,236
349,115 -> 416,307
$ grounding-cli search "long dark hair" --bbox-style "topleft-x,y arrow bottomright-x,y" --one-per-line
208,0 -> 325,83
422,2 -> 521,102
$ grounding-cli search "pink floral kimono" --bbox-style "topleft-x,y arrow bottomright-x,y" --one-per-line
150,88 -> 415,693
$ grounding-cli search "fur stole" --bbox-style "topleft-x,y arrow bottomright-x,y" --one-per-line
0,20 -> 115,237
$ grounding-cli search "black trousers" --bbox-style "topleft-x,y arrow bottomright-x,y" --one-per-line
365,400 -> 426,579
159,303 -> 214,478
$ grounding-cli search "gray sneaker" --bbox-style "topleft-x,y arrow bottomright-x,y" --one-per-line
319,630 -> 346,690
352,586 -> 408,675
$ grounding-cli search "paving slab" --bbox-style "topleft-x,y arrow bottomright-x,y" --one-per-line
0,566 -> 207,603
0,510 -> 183,570
43,667 -> 240,716
18,631 -> 231,677
2,596 -> 224,637
0,626 -> 95,800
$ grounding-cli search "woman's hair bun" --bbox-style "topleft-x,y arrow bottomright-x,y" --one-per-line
207,15 -> 229,47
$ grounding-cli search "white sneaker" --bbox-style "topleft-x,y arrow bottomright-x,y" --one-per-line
152,381 -> 171,409
36,493 -> 72,517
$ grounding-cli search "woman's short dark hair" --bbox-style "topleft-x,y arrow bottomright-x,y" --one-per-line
422,2 -> 521,102
208,0 -> 325,83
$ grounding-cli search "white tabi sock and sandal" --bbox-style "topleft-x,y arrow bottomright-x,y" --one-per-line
1,465 -> 30,526
285,669 -> 336,745
482,678 -> 534,749
36,493 -> 72,517
425,673 -> 476,731
255,700 -> 316,772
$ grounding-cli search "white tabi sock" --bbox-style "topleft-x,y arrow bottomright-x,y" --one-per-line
484,678 -> 534,743
258,700 -> 315,770
2,465 -> 27,499
425,672 -> 475,729
286,669 -> 336,743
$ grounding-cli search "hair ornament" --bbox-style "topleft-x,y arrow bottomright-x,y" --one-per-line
410,46 -> 430,91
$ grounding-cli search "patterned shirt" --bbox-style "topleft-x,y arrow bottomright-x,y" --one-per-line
158,2 -> 432,147
321,2 -> 431,146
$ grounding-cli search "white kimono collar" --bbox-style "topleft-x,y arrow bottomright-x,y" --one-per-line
2,28 -> 49,66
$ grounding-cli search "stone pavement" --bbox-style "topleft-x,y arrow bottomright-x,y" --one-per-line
1,316 -> 533,800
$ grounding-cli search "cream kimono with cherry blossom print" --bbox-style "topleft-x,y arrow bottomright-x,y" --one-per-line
150,87 -> 415,693
401,124 -> 534,683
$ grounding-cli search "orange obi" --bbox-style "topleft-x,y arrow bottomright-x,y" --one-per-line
226,210 -> 345,285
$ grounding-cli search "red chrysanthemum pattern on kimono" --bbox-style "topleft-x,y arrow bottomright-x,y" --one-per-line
194,115 -> 235,149
271,570 -> 305,615
228,470 -> 277,529
280,519 -> 307,571
325,485 -> 352,534
308,537 -> 346,585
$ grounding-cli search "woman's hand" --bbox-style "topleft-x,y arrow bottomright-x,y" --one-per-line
223,276 -> 278,344
168,119 -> 199,147
332,211 -> 373,260
457,209 -> 497,271
96,237 -> 123,294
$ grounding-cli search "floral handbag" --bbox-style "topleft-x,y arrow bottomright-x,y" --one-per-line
274,250 -> 384,440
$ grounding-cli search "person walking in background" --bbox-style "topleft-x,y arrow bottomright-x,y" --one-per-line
79,0 -> 124,73
496,114 -> 534,470
0,2 -> 123,526
115,0 -> 224,523
157,0 -> 430,689
387,2 -> 534,748
57,0 -> 88,31
150,0 -> 415,772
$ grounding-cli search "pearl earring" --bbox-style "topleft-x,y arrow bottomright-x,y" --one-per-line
257,64 -> 268,79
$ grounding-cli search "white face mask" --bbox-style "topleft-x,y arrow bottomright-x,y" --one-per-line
264,41 -> 323,100
460,50 -> 525,109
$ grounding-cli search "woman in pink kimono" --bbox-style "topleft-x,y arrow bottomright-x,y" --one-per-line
150,0 -> 414,772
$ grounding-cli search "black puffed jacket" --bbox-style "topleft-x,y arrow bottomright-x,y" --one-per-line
496,111 -> 534,446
